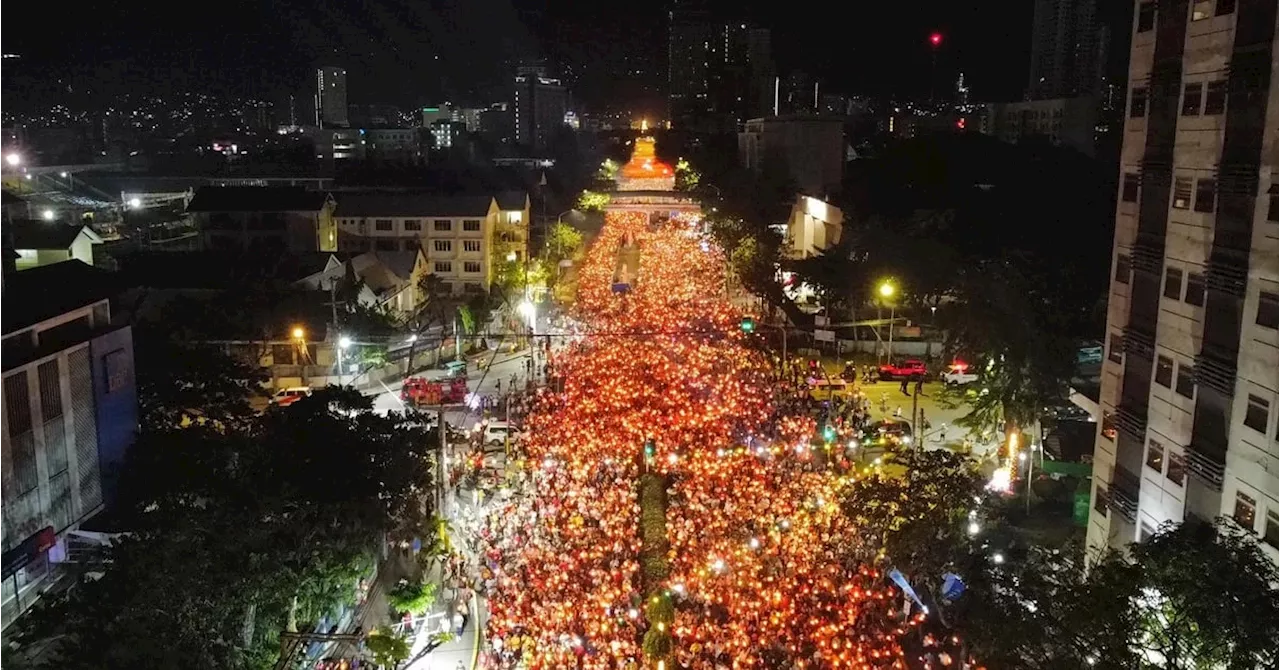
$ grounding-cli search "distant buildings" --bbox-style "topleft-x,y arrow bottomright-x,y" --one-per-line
512,66 -> 568,153
1087,0 -> 1279,564
1026,0 -> 1109,100
738,115 -> 845,197
315,67 -> 349,128
1,260 -> 137,625
186,186 -> 337,253
984,97 -> 1099,156
5,221 -> 102,271
667,8 -> 775,130
331,190 -> 529,295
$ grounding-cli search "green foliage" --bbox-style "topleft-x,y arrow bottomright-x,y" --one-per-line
365,627 -> 412,668
577,190 -> 611,212
545,220 -> 585,268
132,327 -> 268,431
841,449 -> 984,585
638,473 -> 671,586
957,519 -> 1278,669
12,388 -> 438,668
642,626 -> 673,659
387,579 -> 439,616
674,157 -> 701,191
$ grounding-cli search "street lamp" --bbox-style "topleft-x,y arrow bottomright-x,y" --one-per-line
337,336 -> 353,386
128,197 -> 142,209
877,280 -> 896,364
4,153 -> 20,167
291,326 -> 305,340
41,209 -> 55,221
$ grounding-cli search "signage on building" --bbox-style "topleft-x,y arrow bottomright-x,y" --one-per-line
1,526 -> 56,579
814,329 -> 835,342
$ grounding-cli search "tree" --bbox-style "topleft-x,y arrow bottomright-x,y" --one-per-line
841,449 -> 985,587
12,388 -> 437,668
132,325 -> 267,431
674,157 -> 700,191
365,627 -> 412,668
545,220 -> 585,270
955,519 -> 1279,669
577,190 -> 610,212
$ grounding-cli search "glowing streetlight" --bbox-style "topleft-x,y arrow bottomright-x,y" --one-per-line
338,336 -> 353,349
877,280 -> 897,363
41,209 -> 55,221
505,250 -> 517,262
878,281 -> 895,298
128,197 -> 142,209
291,326 -> 305,340
4,153 -> 20,166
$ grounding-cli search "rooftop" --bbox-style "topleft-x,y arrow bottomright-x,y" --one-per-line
495,190 -> 529,211
7,220 -> 100,250
3,260 -> 120,334
186,186 -> 330,213
332,193 -> 494,218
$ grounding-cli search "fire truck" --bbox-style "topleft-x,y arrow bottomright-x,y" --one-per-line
400,377 -> 469,407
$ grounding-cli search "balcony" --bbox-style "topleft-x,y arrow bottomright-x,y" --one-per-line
1206,250 -> 1248,297
1114,404 -> 1149,441
1123,325 -> 1156,358
1186,442 -> 1226,490
1193,349 -> 1237,397
1107,466 -> 1141,522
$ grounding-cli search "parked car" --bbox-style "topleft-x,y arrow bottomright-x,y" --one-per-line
878,359 -> 928,381
271,387 -> 312,407
482,421 -> 522,447
441,360 -> 468,378
941,362 -> 979,385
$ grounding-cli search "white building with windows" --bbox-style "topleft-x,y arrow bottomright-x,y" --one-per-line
332,194 -> 500,294
1088,0 -> 1277,562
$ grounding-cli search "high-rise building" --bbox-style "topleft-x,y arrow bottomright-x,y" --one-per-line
667,4 -> 774,129
1026,0 -> 1108,100
512,67 -> 567,153
1087,0 -> 1278,561
315,67 -> 349,128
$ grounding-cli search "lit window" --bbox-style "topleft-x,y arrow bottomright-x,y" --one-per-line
1145,440 -> 1164,473
1164,267 -> 1183,300
1257,292 -> 1278,329
1245,394 -> 1270,433
1155,355 -> 1173,388
1191,0 -> 1211,20
1108,332 -> 1124,364
1234,491 -> 1257,530
1102,411 -> 1116,441
1172,177 -> 1193,209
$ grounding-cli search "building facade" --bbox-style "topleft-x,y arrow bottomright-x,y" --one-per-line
1088,0 -> 1278,561
187,186 -> 337,253
783,195 -> 844,260
332,194 -> 500,294
1027,0 -> 1109,100
316,67 -> 349,128
1,260 -> 137,625
513,68 -> 567,153
984,97 -> 1100,156
738,116 -> 845,197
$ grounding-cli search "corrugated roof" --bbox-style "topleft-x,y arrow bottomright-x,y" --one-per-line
332,193 -> 493,218
3,260 -> 120,334
186,186 -> 329,213
7,220 -> 97,250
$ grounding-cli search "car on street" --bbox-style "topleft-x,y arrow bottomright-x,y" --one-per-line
271,387 -> 312,407
441,360 -> 468,378
482,421 -> 522,447
941,362 -> 979,386
878,359 -> 928,381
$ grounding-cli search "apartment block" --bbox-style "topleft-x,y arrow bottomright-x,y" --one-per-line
1088,0 -> 1278,561
333,194 -> 501,294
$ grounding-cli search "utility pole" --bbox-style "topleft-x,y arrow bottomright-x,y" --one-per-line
911,384 -> 920,448
438,407 -> 448,518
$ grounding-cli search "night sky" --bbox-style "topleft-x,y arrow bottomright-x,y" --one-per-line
2,0 -> 1032,111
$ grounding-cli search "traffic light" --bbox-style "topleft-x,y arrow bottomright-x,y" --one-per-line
643,439 -> 656,461
823,425 -> 836,443
740,316 -> 756,333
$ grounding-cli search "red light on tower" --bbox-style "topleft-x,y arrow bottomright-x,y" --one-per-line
956,118 -> 966,130
929,32 -> 943,47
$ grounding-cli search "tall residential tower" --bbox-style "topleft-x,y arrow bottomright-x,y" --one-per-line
1088,0 -> 1278,559
315,66 -> 349,128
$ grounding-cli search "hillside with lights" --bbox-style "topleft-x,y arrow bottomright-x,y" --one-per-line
481,137 -> 971,669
